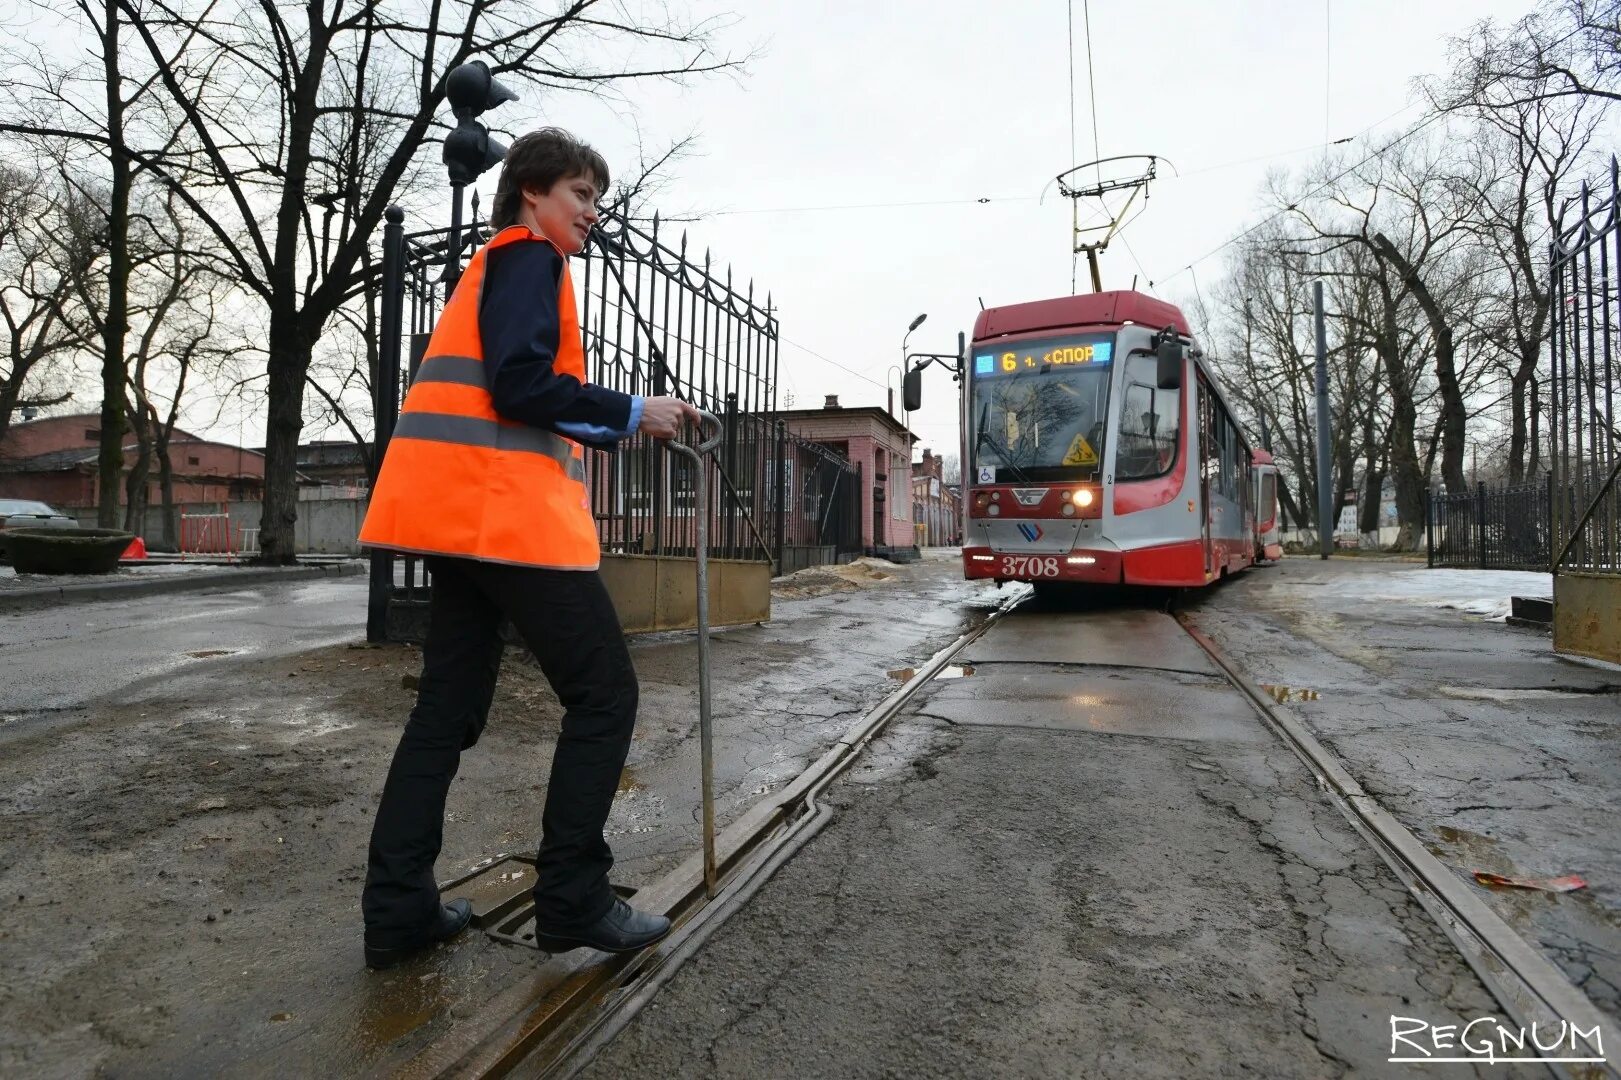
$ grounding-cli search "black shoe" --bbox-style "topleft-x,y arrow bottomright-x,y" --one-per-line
364,898 -> 474,970
533,898 -> 672,955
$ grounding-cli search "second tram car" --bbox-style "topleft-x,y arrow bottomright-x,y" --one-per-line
1250,449 -> 1284,563
959,290 -> 1272,588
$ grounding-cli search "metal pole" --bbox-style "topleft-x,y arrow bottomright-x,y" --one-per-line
1477,481 -> 1488,570
368,206 -> 407,643
1314,280 -> 1332,559
667,411 -> 723,898
1424,488 -> 1434,568
774,419 -> 787,575
1546,469 -> 1555,574
442,182 -> 465,301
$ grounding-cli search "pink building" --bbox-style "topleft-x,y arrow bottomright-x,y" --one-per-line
779,396 -> 918,560
911,448 -> 961,547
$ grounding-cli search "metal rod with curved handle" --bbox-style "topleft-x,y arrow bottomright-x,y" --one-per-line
666,409 -> 724,897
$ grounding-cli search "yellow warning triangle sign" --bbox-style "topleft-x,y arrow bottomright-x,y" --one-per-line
1062,433 -> 1099,467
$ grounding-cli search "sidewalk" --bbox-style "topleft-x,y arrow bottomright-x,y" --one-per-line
0,557 -> 363,609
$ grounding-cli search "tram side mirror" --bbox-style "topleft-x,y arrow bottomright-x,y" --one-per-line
903,364 -> 923,411
1155,330 -> 1184,391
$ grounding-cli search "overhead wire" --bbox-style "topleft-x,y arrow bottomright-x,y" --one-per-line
623,110 -> 1418,225
1325,0 -> 1332,145
1153,105 -> 1449,289
779,335 -> 886,390
1066,0 -> 1104,293
1067,0 -> 1078,293
1082,0 -> 1101,177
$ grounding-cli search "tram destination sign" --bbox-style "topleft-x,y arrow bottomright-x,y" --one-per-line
973,334 -> 1114,378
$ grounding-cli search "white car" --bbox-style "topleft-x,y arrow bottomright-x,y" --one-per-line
0,498 -> 78,531
0,499 -> 78,560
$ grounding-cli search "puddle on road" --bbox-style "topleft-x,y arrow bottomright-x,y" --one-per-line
223,703 -> 355,743
1260,684 -> 1321,703
887,664 -> 975,682
353,969 -> 449,1052
616,768 -> 644,794
185,649 -> 236,659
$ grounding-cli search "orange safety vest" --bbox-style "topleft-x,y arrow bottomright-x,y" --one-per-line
359,226 -> 600,570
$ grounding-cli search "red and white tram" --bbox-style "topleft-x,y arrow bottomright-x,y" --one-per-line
957,290 -> 1275,589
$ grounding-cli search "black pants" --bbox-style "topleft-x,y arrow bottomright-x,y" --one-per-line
362,556 -> 638,945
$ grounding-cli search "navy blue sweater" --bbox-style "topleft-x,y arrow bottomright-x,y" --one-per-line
478,241 -> 638,450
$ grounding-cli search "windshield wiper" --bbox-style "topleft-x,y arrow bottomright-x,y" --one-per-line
973,402 -> 1032,485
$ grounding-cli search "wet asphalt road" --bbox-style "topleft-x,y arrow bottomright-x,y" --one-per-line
4,556 -> 1614,1077
584,599 -> 1550,1079
0,578 -> 369,716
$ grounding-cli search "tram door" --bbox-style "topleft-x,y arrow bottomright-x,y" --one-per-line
1197,380 -> 1213,575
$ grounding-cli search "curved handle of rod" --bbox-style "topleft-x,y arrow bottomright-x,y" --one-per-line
669,409 -> 723,459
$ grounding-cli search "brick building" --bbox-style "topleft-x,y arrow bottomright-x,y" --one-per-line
911,448 -> 961,547
0,413 -> 265,512
778,396 -> 918,560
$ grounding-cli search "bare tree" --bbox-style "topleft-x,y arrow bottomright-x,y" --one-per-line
1427,23 -> 1603,482
4,0 -> 748,561
0,164 -> 95,445
1436,0 -> 1621,111
120,193 -> 237,536
1279,138 -> 1493,496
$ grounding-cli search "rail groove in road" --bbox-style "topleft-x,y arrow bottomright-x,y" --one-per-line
1177,614 -> 1615,1080
399,592 -> 1024,1080
413,596 -> 1615,1080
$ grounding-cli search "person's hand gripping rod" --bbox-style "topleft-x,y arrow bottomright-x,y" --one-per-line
666,409 -> 724,897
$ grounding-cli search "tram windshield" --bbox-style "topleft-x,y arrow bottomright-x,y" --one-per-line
969,332 -> 1114,484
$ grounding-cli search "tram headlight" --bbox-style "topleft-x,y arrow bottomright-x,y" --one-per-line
1060,503 -> 1075,517
1074,488 -> 1095,508
987,503 -> 1000,516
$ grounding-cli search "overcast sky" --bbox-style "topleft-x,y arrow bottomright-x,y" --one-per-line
502,0 -> 1540,463
10,0 -> 1546,451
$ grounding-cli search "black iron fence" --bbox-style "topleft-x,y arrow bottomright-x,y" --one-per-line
366,202 -> 861,640
1425,479 -> 1552,571
1549,159 -> 1621,578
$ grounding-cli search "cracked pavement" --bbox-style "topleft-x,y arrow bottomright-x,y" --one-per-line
582,592 -> 1556,1079
1185,558 -> 1620,1022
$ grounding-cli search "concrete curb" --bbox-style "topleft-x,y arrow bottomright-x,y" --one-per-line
0,560 -> 365,611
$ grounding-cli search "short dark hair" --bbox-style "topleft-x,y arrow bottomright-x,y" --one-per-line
489,128 -> 610,230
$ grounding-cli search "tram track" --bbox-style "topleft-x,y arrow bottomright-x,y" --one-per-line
1176,612 -> 1616,1080
422,591 -> 1614,1079
403,590 -> 1024,1080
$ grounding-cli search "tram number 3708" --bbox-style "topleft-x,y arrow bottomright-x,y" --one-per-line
1002,555 -> 1062,578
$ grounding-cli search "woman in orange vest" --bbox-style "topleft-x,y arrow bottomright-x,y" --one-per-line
359,128 -> 699,969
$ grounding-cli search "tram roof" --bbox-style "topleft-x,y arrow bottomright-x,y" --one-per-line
972,290 -> 1191,341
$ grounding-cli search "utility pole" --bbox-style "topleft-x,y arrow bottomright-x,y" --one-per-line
1314,280 -> 1332,560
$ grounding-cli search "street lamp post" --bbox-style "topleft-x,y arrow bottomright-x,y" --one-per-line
897,312 -> 927,424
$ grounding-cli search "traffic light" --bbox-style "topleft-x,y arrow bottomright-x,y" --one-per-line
442,61 -> 517,185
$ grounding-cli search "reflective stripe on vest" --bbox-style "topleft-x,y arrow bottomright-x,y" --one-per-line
359,227 -> 601,570
391,411 -> 588,483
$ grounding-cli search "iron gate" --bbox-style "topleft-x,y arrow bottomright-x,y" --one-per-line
365,201 -> 858,641
1425,479 -> 1552,570
1547,157 -> 1621,661
1550,159 -> 1621,578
